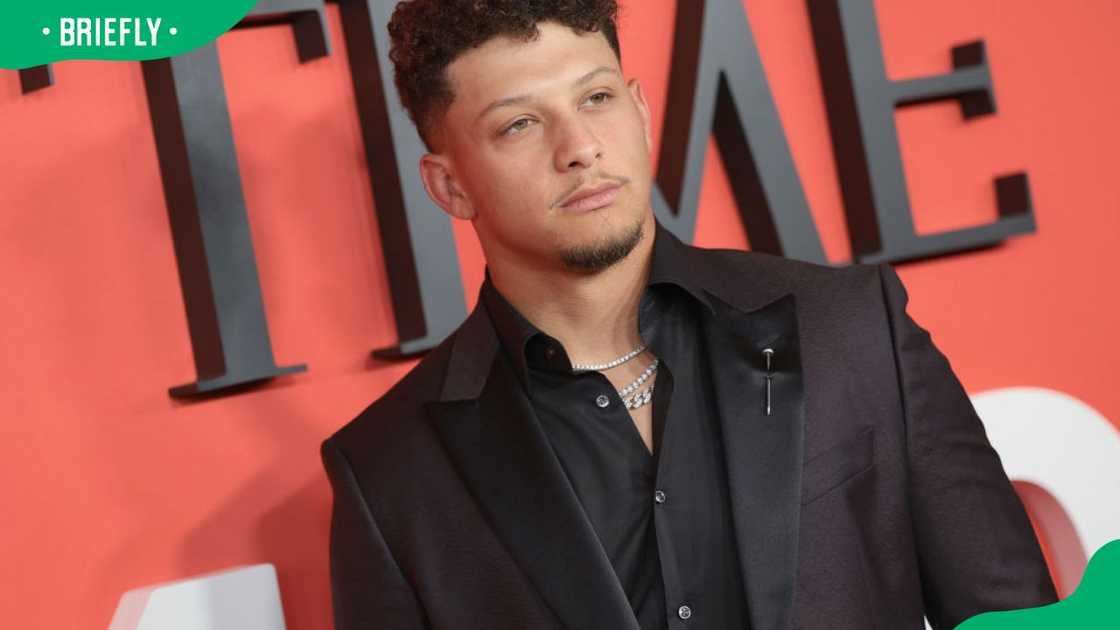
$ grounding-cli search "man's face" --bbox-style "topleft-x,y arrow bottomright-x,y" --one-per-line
429,20 -> 654,274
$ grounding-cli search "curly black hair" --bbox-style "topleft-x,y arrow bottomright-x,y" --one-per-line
387,0 -> 621,151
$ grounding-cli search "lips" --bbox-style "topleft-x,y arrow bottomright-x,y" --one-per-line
559,182 -> 623,213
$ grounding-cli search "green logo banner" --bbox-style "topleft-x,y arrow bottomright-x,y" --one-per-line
0,1 -> 258,69
957,539 -> 1120,629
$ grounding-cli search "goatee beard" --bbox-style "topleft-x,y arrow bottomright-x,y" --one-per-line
560,218 -> 645,272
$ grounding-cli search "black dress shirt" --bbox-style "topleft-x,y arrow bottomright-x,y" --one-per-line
479,240 -> 750,629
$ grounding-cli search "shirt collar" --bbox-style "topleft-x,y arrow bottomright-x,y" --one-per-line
479,218 -> 713,388
646,218 -> 714,314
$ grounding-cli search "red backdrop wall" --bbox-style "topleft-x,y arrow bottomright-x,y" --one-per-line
1,1 -> 1117,628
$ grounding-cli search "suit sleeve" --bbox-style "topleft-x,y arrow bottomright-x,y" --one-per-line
876,263 -> 1057,629
321,437 -> 429,629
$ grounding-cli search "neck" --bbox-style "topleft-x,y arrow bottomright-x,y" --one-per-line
486,212 -> 656,365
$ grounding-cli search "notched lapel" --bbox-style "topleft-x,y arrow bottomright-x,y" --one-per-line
426,313 -> 641,630
701,289 -> 806,630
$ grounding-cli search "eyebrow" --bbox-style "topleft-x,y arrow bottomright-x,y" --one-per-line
474,66 -> 620,123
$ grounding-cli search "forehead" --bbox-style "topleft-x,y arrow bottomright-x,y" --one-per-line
444,21 -> 621,111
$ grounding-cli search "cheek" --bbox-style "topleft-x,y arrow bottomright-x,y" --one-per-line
470,157 -> 553,220
600,110 -> 650,158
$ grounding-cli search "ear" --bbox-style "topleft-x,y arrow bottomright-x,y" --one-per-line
627,78 -> 653,152
419,152 -> 476,221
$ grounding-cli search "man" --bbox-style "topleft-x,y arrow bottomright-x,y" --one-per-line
320,1 -> 1057,628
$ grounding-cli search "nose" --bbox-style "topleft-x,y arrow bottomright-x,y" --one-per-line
553,116 -> 603,172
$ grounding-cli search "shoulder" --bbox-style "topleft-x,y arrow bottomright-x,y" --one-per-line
322,322 -> 458,458
687,245 -> 902,357
693,244 -> 888,309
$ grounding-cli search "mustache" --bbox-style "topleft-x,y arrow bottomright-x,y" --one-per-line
552,174 -> 631,208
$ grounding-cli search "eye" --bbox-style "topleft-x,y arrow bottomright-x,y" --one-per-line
584,91 -> 613,106
501,118 -> 535,136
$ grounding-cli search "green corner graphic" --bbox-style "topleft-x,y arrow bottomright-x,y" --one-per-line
0,1 -> 258,70
957,539 -> 1120,629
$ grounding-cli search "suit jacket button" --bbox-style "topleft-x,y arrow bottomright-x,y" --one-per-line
678,604 -> 692,620
595,394 -> 610,408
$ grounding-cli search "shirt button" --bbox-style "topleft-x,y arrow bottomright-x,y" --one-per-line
678,604 -> 692,620
595,394 -> 610,408
544,346 -> 557,359
654,489 -> 666,504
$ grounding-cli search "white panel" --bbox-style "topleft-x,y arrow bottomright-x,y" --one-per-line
108,564 -> 286,630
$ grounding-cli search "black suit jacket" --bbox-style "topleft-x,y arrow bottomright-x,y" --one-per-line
320,223 -> 1056,630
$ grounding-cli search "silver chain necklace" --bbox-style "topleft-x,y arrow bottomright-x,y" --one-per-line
617,358 -> 658,397
619,358 -> 658,410
623,383 -> 655,410
571,342 -> 647,371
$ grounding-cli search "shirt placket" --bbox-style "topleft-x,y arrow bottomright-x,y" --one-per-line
650,368 -> 694,627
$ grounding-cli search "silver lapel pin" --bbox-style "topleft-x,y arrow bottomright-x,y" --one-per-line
762,348 -> 774,416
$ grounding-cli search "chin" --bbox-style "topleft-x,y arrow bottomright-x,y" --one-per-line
557,215 -> 645,272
